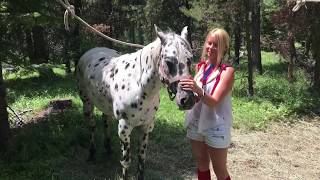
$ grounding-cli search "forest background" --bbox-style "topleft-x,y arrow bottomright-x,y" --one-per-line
0,0 -> 320,179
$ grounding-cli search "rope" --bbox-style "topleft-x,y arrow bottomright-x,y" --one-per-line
56,0 -> 144,48
292,0 -> 320,12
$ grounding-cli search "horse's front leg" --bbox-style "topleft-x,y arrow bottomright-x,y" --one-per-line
103,113 -> 112,153
137,122 -> 155,180
118,119 -> 133,180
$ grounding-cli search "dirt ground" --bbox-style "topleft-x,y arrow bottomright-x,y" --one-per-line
187,117 -> 320,180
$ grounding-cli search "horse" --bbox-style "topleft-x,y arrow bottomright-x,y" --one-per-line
76,25 -> 195,179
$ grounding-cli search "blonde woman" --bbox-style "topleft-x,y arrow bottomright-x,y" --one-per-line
180,28 -> 234,180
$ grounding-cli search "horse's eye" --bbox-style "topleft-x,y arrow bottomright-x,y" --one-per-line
187,58 -> 192,66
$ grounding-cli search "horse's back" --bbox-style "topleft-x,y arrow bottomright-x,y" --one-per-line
78,47 -> 120,69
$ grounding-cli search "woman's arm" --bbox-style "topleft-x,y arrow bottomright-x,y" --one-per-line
201,67 -> 234,107
180,66 -> 234,107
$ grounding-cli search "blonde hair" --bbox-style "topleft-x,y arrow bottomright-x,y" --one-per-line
201,28 -> 230,65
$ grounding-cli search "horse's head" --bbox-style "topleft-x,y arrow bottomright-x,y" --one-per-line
155,25 -> 196,110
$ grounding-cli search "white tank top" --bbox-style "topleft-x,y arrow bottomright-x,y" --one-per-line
185,63 -> 233,133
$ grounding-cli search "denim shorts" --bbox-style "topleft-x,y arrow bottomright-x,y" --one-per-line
186,120 -> 231,149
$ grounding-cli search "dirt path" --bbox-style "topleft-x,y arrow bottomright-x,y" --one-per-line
228,118 -> 320,180
185,117 -> 320,179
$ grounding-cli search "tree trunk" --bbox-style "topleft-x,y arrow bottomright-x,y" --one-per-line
0,61 -> 10,151
246,0 -> 254,96
25,29 -> 34,63
305,32 -> 311,58
31,25 -> 49,64
251,0 -> 262,74
137,23 -> 144,45
234,1 -> 242,66
72,0 -> 82,66
185,0 -> 193,49
63,31 -> 71,74
129,24 -> 136,44
311,13 -> 320,91
287,31 -> 296,83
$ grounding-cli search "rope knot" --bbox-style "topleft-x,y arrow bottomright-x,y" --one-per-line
64,4 -> 75,31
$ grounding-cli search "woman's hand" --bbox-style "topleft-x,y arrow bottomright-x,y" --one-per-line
180,78 -> 203,96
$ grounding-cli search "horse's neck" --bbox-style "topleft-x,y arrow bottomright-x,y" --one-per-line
138,39 -> 162,94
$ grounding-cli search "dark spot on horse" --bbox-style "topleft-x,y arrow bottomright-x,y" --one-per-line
178,63 -> 185,75
146,57 -> 148,64
99,57 -> 105,61
127,88 -> 130,91
121,112 -> 128,119
131,114 -> 135,117
147,78 -> 150,83
139,107 -> 142,111
146,108 -> 150,112
90,75 -> 95,79
110,73 -> 114,78
135,58 -> 137,61
88,64 -> 91,68
132,64 -> 135,69
94,63 -> 99,67
125,138 -> 127,141
121,130 -> 125,134
124,125 -> 128,129
143,144 -> 147,149
125,63 -> 130,69
115,84 -> 118,91
131,103 -> 138,108
116,110 -> 120,115
128,73 -> 131,77
154,106 -> 158,111
140,101 -> 143,105
115,69 -> 118,74
122,85 -> 125,89
173,50 -> 176,55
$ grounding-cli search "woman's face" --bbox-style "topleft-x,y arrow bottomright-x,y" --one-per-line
205,34 -> 218,62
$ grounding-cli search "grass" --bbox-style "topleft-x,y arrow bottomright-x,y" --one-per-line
1,51 -> 319,179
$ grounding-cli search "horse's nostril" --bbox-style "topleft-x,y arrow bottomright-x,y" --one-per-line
180,98 -> 187,106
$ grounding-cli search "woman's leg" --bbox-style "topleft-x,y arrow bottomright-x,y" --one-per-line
208,147 -> 230,180
190,139 -> 210,171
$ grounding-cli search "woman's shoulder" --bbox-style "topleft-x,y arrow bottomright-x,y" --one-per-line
220,64 -> 235,79
195,60 -> 207,72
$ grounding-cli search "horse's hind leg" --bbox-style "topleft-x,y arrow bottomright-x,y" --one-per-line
137,122 -> 155,180
102,113 -> 112,153
80,96 -> 96,161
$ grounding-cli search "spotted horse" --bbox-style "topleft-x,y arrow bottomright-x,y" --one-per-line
76,25 -> 196,179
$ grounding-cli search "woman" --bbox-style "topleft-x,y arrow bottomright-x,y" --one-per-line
180,28 -> 234,180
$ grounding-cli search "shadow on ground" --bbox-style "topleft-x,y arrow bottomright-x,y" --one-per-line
0,108 -> 194,180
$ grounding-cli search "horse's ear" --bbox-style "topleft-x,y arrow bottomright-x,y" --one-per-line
154,24 -> 165,43
181,26 -> 188,40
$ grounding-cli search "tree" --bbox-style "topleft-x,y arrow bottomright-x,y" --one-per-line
309,4 -> 320,91
251,0 -> 262,74
245,0 -> 254,96
0,61 -> 10,150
